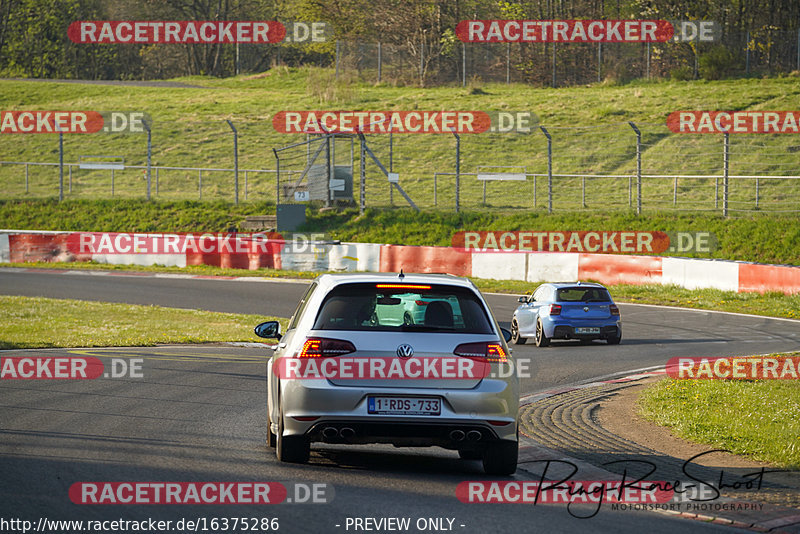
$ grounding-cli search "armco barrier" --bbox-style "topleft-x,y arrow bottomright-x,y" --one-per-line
1,230 -> 798,294
578,253 -> 663,286
662,256 -> 739,292
379,244 -> 472,277
739,263 -> 800,294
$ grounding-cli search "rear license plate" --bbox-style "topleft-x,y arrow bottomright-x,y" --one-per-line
575,327 -> 600,334
368,397 -> 441,416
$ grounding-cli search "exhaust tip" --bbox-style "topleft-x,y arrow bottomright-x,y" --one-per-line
340,427 -> 355,438
322,427 -> 339,439
450,430 -> 465,442
466,430 -> 482,441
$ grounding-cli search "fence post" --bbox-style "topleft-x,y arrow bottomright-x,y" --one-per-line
25,163 -> 29,193
419,38 -> 424,84
335,40 -> 340,79
226,120 -> 239,205
597,43 -> 602,83
377,42 -> 382,83
746,31 -> 751,76
581,176 -> 586,208
540,126 -> 553,213
325,136 -> 332,207
273,148 -> 280,206
434,173 -> 437,206
462,42 -> 466,87
58,129 -> 64,201
143,120 -> 152,200
506,42 -> 511,84
389,129 -> 394,205
359,135 -> 366,215
628,122 -> 642,215
755,177 -> 759,209
723,132 -> 729,217
673,176 -> 678,206
452,130 -> 460,213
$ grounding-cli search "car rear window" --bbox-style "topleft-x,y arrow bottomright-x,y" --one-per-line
312,283 -> 494,333
556,287 -> 612,302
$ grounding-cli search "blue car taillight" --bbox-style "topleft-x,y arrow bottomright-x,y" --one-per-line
549,304 -> 562,315
610,304 -> 620,316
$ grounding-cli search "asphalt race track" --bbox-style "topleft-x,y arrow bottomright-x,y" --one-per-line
2,268 -> 799,533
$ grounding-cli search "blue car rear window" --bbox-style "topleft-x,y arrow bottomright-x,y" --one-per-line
556,287 -> 612,302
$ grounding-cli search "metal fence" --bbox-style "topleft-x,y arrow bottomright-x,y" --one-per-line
334,30 -> 800,86
2,122 -> 799,215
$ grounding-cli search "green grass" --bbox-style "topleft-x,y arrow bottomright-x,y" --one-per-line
2,200 -> 799,265
638,369 -> 800,469
0,295 -> 287,349
4,262 -> 799,320
1,71 -> 800,212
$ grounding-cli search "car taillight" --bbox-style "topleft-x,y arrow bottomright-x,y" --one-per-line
453,342 -> 508,363
610,304 -> 620,316
549,304 -> 562,316
414,300 -> 429,306
298,338 -> 356,358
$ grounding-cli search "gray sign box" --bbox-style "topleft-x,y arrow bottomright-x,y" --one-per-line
277,204 -> 307,232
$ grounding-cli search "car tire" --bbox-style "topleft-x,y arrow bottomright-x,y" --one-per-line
266,412 -> 277,448
276,401 -> 309,464
458,449 -> 483,461
482,439 -> 518,475
607,333 -> 622,345
511,319 -> 527,345
535,320 -> 550,347
403,312 -> 414,326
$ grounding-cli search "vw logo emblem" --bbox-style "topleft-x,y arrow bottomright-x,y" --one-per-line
583,306 -> 589,312
396,344 -> 414,358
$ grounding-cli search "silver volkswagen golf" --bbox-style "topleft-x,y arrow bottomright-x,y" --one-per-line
255,272 -> 520,475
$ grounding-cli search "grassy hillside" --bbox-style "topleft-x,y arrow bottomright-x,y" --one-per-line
1,70 -> 800,211
1,200 -> 798,265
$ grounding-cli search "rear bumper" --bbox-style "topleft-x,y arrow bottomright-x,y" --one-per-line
544,319 -> 621,340
280,377 -> 519,444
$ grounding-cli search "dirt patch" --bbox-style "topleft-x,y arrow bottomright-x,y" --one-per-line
596,377 -> 800,509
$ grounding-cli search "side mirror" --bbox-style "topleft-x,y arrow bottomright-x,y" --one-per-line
517,296 -> 527,303
500,327 -> 512,343
254,321 -> 281,340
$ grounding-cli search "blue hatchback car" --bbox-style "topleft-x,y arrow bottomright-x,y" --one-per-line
511,282 -> 621,346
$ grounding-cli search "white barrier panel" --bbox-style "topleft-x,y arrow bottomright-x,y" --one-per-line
662,257 -> 739,291
526,252 -> 580,282
328,243 -> 381,272
92,253 -> 187,268
0,233 -> 9,263
471,253 -> 527,281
